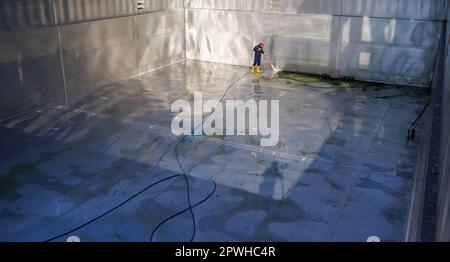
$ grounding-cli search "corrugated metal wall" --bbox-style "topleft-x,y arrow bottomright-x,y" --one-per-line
185,0 -> 446,86
0,0 -> 185,119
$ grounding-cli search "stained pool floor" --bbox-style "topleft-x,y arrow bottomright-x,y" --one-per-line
0,60 -> 429,242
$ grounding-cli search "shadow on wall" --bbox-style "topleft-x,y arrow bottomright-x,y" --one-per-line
186,0 -> 443,87
311,0 -> 441,86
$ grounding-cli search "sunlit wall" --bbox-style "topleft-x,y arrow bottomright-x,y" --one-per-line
185,0 -> 446,86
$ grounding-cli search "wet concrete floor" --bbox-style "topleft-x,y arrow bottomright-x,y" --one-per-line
0,60 -> 429,241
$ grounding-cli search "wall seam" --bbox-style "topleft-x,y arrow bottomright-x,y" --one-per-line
184,0 -> 188,60
52,0 -> 68,107
133,3 -> 140,80
336,0 -> 343,78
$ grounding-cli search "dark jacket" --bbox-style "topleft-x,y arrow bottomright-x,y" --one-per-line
253,45 -> 265,59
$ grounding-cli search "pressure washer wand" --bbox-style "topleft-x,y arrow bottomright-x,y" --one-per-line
265,52 -> 281,73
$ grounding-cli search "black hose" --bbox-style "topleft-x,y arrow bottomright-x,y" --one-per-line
44,174 -> 183,242
408,99 -> 431,140
149,135 -> 217,242
44,72 -> 248,242
150,172 -> 217,242
411,99 -> 431,130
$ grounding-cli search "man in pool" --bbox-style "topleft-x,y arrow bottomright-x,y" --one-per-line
251,42 -> 265,73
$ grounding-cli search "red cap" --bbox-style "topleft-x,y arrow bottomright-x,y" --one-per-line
260,42 -> 265,48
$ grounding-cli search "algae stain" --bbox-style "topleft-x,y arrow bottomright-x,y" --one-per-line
249,138 -> 260,146
278,71 -> 375,89
211,134 -> 226,140
278,72 -> 321,84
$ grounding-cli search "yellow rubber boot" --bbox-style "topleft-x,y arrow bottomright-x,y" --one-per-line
251,66 -> 255,73
256,66 -> 261,73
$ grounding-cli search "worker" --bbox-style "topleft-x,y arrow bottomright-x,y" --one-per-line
251,42 -> 265,73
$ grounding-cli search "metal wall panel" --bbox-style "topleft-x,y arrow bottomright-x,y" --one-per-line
342,0 -> 447,20
0,27 -> 65,119
255,12 -> 340,75
339,43 -> 436,85
136,0 -> 184,13
136,8 -> 185,38
257,0 -> 341,15
55,1 -> 186,102
138,33 -> 186,73
185,0 -> 341,14
136,9 -> 186,73
185,0 -> 444,86
260,35 -> 340,75
340,17 -> 441,48
1,0 -> 188,118
138,30 -> 186,70
185,0 -> 256,10
185,9 -> 254,66
59,16 -> 138,100
54,0 -> 134,24
338,16 -> 441,85
54,0 -> 184,24
136,10 -> 186,73
0,0 -> 56,33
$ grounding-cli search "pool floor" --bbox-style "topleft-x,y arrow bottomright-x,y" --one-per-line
0,60 -> 429,242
